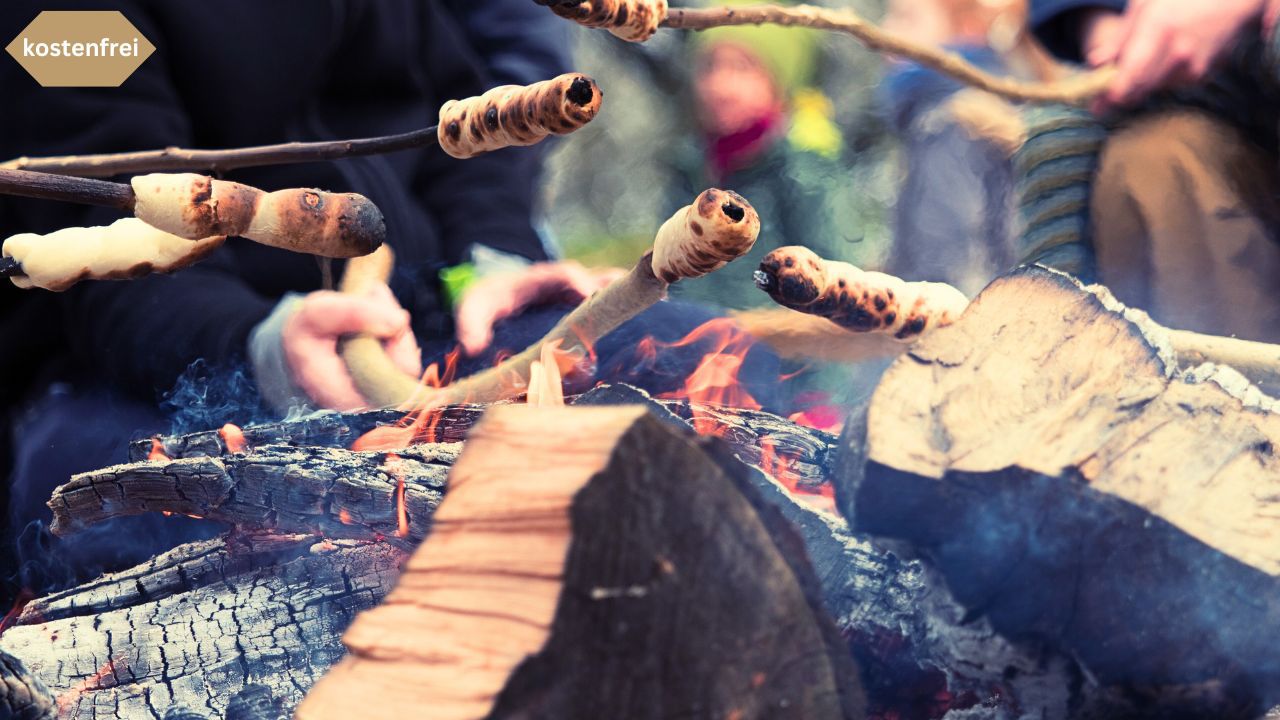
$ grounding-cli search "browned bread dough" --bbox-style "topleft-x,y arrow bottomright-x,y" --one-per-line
756,245 -> 969,341
652,188 -> 759,284
540,0 -> 669,42
437,74 -> 603,160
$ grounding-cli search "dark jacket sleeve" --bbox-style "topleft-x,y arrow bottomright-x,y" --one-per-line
1030,0 -> 1127,60
0,0 -> 273,398
422,0 -> 574,265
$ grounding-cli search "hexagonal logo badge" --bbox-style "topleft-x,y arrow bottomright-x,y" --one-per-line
6,11 -> 155,87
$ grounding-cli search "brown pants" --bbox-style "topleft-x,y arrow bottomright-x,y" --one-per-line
1093,110 -> 1280,343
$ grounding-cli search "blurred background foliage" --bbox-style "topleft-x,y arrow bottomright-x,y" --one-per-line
539,0 -> 897,272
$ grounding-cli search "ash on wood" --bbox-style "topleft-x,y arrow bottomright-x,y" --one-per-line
0,534 -> 407,718
0,649 -> 55,720
838,265 -> 1280,715
298,405 -> 866,720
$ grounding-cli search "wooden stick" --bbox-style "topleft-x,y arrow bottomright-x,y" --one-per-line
657,3 -> 1114,105
1168,330 -> 1280,398
339,188 -> 761,409
0,256 -> 24,279
0,168 -> 135,210
0,126 -> 440,179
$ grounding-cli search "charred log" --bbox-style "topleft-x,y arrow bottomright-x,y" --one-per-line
0,649 -> 55,720
298,405 -> 866,720
837,265 -> 1280,716
49,443 -> 456,542
0,534 -> 406,718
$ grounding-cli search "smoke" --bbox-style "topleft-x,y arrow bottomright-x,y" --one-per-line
160,358 -> 271,436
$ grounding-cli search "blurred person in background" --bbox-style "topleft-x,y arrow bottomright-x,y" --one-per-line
1029,0 -> 1280,342
662,9 -> 861,311
879,0 -> 1030,296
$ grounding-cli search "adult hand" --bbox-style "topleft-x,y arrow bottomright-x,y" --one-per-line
454,260 -> 625,356
1080,0 -> 1265,113
282,285 -> 421,411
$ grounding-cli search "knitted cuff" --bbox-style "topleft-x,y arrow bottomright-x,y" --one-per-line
1012,104 -> 1107,284
248,293 -> 311,414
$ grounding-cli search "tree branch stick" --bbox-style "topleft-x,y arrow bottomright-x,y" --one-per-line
660,4 -> 1114,105
0,168 -> 135,210
339,188 -> 761,410
0,126 -> 440,179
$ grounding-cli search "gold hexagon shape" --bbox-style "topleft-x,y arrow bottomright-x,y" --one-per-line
6,11 -> 155,87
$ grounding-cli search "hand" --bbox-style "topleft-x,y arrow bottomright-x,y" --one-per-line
1081,0 -> 1266,113
282,285 -> 421,411
454,261 -> 625,356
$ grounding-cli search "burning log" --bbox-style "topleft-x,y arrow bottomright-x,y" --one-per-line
339,188 -> 760,408
535,1 -> 1113,105
1,73 -> 603,177
47,443 -> 456,543
837,265 -> 1280,715
296,404 -> 866,719
7,389 -> 1123,717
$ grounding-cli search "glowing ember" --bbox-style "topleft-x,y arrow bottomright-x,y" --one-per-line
56,656 -> 123,714
759,436 -> 836,513
219,423 -> 248,453
339,508 -> 354,525
147,437 -> 168,462
384,453 -> 410,538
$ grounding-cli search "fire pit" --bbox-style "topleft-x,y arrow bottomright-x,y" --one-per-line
5,267 -> 1278,719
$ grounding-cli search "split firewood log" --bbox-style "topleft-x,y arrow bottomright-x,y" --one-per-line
2,218 -> 224,291
298,405 -> 866,719
47,444 -> 457,543
835,264 -> 1280,716
339,188 -> 760,409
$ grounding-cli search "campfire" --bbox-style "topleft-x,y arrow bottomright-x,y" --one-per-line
4,3 -> 1280,720
5,265 -> 1279,719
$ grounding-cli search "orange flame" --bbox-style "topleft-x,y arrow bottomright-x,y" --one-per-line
0,588 -> 34,636
759,436 -> 836,512
385,453 -> 410,538
352,347 -> 464,452
147,437 -> 168,462
219,423 -> 247,454
338,508 -> 353,525
654,318 -> 761,435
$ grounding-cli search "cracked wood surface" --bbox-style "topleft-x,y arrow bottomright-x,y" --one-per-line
50,444 -> 456,543
840,265 -> 1280,714
0,534 -> 407,719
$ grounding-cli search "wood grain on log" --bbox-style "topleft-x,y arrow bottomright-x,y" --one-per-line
838,265 -> 1280,714
298,405 -> 866,719
50,444 -> 457,542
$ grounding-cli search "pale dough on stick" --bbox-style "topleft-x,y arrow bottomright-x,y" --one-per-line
3,218 -> 224,292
